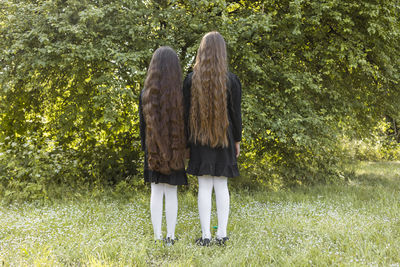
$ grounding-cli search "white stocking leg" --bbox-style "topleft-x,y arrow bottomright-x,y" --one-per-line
198,176 -> 213,239
214,176 -> 229,239
150,183 -> 164,240
164,183 -> 178,239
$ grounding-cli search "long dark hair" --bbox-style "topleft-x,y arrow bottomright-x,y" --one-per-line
189,31 -> 229,148
142,46 -> 186,174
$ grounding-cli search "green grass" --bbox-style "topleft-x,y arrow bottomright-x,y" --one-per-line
1,161 -> 400,266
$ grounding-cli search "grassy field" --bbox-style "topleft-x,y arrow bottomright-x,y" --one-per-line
1,161 -> 399,266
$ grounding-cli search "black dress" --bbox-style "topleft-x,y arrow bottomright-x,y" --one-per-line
183,72 -> 242,178
139,90 -> 188,185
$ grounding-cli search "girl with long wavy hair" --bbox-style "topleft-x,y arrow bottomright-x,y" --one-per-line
139,46 -> 187,245
183,32 -> 242,246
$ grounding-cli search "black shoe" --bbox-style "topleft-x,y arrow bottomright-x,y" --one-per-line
195,237 -> 211,246
215,237 -> 229,246
164,237 -> 175,246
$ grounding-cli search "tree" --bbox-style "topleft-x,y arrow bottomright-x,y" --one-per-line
1,0 -> 399,196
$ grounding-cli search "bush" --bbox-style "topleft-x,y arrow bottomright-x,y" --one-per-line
1,0 -> 399,195
0,134 -> 81,202
0,133 -> 143,202
341,120 -> 400,161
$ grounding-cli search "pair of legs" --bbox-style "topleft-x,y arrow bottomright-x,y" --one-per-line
150,182 -> 177,240
198,175 -> 230,239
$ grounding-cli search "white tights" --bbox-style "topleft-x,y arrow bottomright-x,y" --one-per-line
150,183 -> 177,240
198,176 -> 230,239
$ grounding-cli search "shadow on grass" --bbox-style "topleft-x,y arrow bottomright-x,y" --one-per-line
248,161 -> 400,204
351,161 -> 400,190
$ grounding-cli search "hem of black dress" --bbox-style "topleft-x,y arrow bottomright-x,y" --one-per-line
144,169 -> 188,185
187,162 -> 239,178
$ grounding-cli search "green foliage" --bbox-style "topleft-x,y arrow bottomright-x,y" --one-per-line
0,132 -> 145,202
1,0 -> 400,194
0,134 -> 82,201
342,119 -> 400,161
1,0 -> 144,190
230,0 -> 400,185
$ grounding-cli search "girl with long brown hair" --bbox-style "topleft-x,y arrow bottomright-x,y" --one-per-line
139,46 -> 187,245
183,32 -> 242,246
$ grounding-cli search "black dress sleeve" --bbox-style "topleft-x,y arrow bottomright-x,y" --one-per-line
183,73 -> 193,146
229,73 -> 242,142
139,90 -> 146,151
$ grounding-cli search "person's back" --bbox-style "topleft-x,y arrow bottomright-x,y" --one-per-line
182,32 -> 243,246
139,46 -> 187,245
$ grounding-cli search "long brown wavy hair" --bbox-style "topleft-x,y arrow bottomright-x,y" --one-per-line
189,31 -> 229,147
142,46 -> 186,174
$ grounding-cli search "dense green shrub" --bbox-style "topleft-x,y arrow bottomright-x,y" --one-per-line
1,0 -> 399,199
342,120 -> 400,161
0,134 -> 81,201
0,133 -> 144,202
